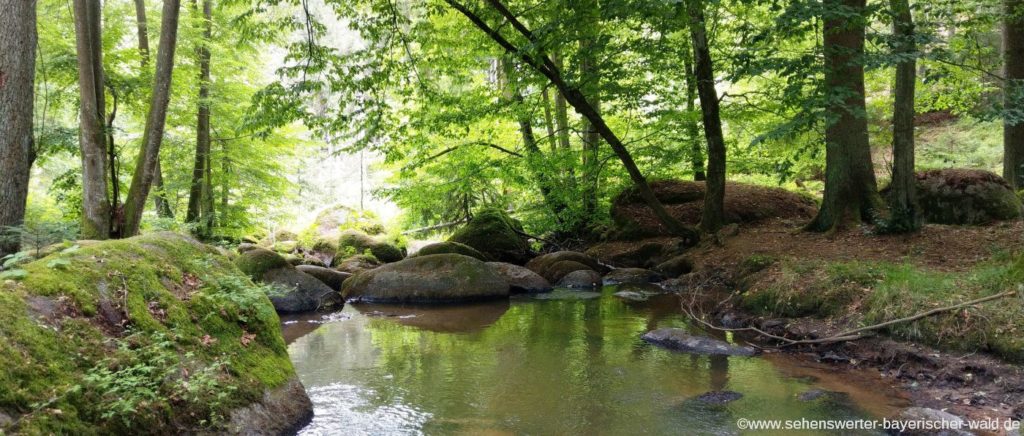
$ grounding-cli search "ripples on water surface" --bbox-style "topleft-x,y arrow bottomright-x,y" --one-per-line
283,289 -> 907,435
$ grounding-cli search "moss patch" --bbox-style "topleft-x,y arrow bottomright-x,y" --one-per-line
448,209 -> 531,264
738,253 -> 1024,362
0,232 -> 296,433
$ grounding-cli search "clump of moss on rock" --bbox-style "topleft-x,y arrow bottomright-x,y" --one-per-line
0,232 -> 312,434
338,229 -> 404,263
342,254 -> 509,303
912,169 -> 1022,225
449,209 -> 532,264
413,241 -> 487,261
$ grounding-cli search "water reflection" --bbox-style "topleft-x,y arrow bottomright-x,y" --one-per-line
285,287 -> 904,435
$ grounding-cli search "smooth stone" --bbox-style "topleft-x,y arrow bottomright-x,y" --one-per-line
486,262 -> 552,294
641,328 -> 758,356
557,269 -> 603,288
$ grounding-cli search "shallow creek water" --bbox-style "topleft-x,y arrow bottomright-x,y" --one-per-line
282,288 -> 909,435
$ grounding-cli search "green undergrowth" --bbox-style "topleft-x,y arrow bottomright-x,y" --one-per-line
0,232 -> 295,434
739,252 -> 1024,362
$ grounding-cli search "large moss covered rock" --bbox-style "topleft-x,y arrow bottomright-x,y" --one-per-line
342,254 -> 510,303
333,254 -> 382,275
234,248 -> 291,280
449,209 -> 533,264
0,232 -> 311,434
609,180 -> 817,240
338,229 -> 404,263
414,241 -> 487,261
296,265 -> 351,292
525,251 -> 607,282
912,169 -> 1022,225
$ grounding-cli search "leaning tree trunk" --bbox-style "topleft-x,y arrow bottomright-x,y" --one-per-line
888,0 -> 921,232
0,0 -> 37,256
73,0 -> 112,240
1004,0 -> 1024,189
186,0 -> 213,236
552,54 -> 572,151
806,0 -> 884,232
443,0 -> 700,243
134,0 -> 175,218
122,0 -> 182,236
685,0 -> 726,233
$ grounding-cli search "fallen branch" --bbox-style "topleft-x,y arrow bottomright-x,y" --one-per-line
682,288 -> 1021,347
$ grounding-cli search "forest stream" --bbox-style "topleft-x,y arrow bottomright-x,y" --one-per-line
281,287 -> 909,435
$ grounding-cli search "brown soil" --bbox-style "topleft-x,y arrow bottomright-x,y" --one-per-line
686,218 -> 1024,273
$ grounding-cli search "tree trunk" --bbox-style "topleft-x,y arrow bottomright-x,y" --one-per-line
807,0 -> 884,232
682,52 -> 706,181
552,53 -> 572,151
186,0 -> 213,236
134,0 -> 174,218
500,57 -> 568,221
685,0 -> 726,233
541,88 -> 558,152
0,0 -> 37,256
447,0 -> 699,243
1004,0 -> 1024,188
576,0 -> 601,219
73,0 -> 111,240
122,0 -> 182,236
888,0 -> 920,231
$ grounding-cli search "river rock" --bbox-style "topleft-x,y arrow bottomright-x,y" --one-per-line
449,209 -> 533,264
695,391 -> 743,404
526,251 -> 606,276
342,254 -> 510,303
613,290 -> 651,302
603,268 -> 664,285
641,328 -> 758,356
654,255 -> 694,278
895,407 -> 972,436
545,260 -> 595,283
416,241 -> 488,261
558,269 -> 603,288
486,262 -> 552,293
296,265 -> 351,292
262,268 -> 343,313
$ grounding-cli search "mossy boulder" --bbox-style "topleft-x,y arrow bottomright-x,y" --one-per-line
338,229 -> 404,263
485,262 -> 552,294
333,254 -> 382,275
302,205 -> 386,244
449,209 -> 532,264
912,169 -> 1022,225
525,251 -> 606,279
272,240 -> 298,253
0,232 -> 311,434
342,254 -> 510,303
653,255 -> 694,278
234,248 -> 291,280
609,180 -> 817,240
296,265 -> 351,292
414,241 -> 487,261
259,229 -> 298,247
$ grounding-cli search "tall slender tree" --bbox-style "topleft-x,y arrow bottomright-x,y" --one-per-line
0,0 -> 37,256
574,0 -> 602,219
187,0 -> 214,236
683,53 -> 706,182
134,0 -> 175,218
72,0 -> 112,239
807,0 -> 883,232
122,0 -> 182,236
1004,0 -> 1024,188
685,0 -> 726,233
887,0 -> 921,231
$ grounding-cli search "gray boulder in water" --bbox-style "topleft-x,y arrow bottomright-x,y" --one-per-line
342,254 -> 510,303
641,328 -> 758,356
486,262 -> 552,293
